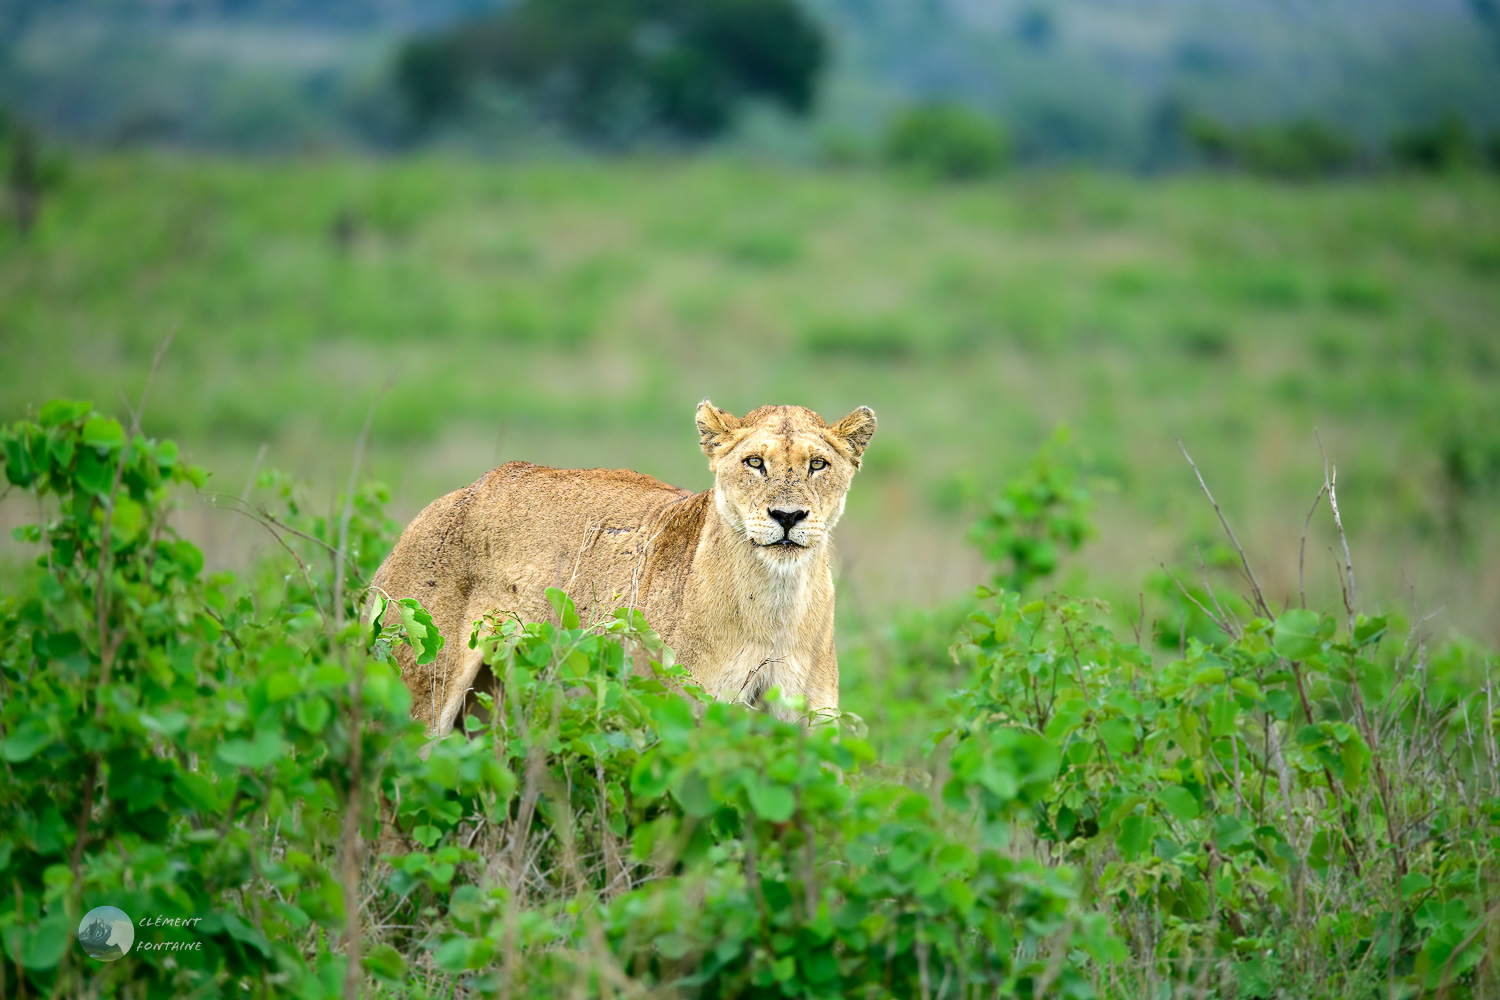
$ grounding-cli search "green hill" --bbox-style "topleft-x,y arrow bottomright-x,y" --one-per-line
3,155 -> 1497,641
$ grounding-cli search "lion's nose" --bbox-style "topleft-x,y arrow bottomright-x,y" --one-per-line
768,508 -> 808,532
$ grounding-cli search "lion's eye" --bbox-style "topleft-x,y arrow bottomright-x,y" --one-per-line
809,458 -> 827,472
744,456 -> 764,471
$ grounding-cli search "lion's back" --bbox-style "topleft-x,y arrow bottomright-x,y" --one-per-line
475,460 -> 693,530
374,461 -> 696,630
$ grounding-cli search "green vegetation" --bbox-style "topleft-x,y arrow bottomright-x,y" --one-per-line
2,406 -> 1495,996
7,0 -> 1500,164
2,156 -> 1498,643
883,104 -> 1010,180
395,0 -> 827,142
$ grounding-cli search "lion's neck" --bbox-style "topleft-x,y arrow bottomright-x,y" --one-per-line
701,491 -> 826,638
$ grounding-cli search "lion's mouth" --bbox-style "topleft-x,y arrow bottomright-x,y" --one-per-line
753,538 -> 806,549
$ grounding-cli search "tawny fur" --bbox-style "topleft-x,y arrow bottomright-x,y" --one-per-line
371,401 -> 876,735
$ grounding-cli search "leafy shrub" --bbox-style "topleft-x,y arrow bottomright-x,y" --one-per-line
968,427 -> 1094,592
948,583 -> 1500,997
2,398 -> 1495,998
1391,114 -> 1479,173
0,400 -> 426,995
1187,116 -> 1361,178
801,317 -> 916,360
393,0 -> 827,142
883,103 -> 1009,180
0,400 -> 1116,996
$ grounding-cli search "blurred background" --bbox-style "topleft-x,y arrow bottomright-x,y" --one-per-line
2,0 -> 1498,645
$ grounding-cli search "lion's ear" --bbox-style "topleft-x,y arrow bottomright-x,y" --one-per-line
696,399 -> 742,458
828,406 -> 877,464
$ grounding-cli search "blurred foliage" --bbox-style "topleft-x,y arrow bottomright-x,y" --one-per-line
969,428 -> 1092,593
1187,116 -> 1361,178
882,102 -> 1009,180
0,403 -> 1121,996
2,157 -> 1499,638
5,1 -> 1500,161
1,115 -> 67,238
1392,114 -> 1483,174
394,0 -> 827,143
6,401 -> 1496,996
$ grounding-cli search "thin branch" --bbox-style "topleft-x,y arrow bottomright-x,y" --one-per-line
1177,439 -> 1270,619
1298,483 -> 1328,610
1156,561 -> 1230,639
333,385 -> 387,631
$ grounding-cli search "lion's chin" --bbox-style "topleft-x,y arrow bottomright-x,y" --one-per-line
751,538 -> 814,561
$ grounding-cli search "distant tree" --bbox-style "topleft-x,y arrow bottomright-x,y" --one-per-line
4,118 -> 65,238
393,0 -> 827,143
1186,115 -> 1360,178
1143,93 -> 1193,171
1184,115 -> 1237,167
394,35 -> 470,131
883,102 -> 1008,180
1391,113 -> 1478,173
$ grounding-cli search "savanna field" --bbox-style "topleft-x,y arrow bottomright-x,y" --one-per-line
2,156 -> 1499,997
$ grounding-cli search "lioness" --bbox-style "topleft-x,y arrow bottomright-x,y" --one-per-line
372,400 -> 875,735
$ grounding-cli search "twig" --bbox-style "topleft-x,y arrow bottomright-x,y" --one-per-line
1156,561 -> 1230,638
337,386 -> 386,1000
1316,429 -> 1357,634
1433,898 -> 1500,1000
1177,439 -> 1270,618
1298,483 -> 1328,610
333,386 -> 387,632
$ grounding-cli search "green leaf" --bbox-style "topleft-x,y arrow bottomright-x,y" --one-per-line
747,779 -> 796,823
80,417 -> 125,451
139,711 -> 189,736
545,587 -> 580,629
266,672 -> 302,702
38,399 -> 90,428
673,770 -> 718,818
104,495 -> 145,545
1400,872 -> 1432,900
1191,666 -> 1226,686
630,748 -> 673,799
217,729 -> 285,769
1353,614 -> 1388,647
1116,814 -> 1155,861
367,592 -> 388,649
364,944 -> 407,983
1,719 -> 54,762
18,909 -> 70,969
412,825 -> 442,848
1230,677 -> 1263,700
1157,786 -> 1201,820
1215,815 -> 1252,852
1340,733 -> 1370,789
1099,718 -> 1136,756
221,912 -> 271,958
1273,609 -> 1323,660
295,696 -> 330,734
397,598 -> 445,666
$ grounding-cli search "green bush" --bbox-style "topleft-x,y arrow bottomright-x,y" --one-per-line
1187,116 -> 1361,178
883,103 -> 1009,180
968,427 -> 1093,592
1391,114 -> 1479,173
2,399 -> 1496,997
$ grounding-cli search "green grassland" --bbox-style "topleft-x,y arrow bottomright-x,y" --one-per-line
3,156 -> 1499,643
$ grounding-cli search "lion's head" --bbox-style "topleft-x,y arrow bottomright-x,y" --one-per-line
695,400 -> 876,568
